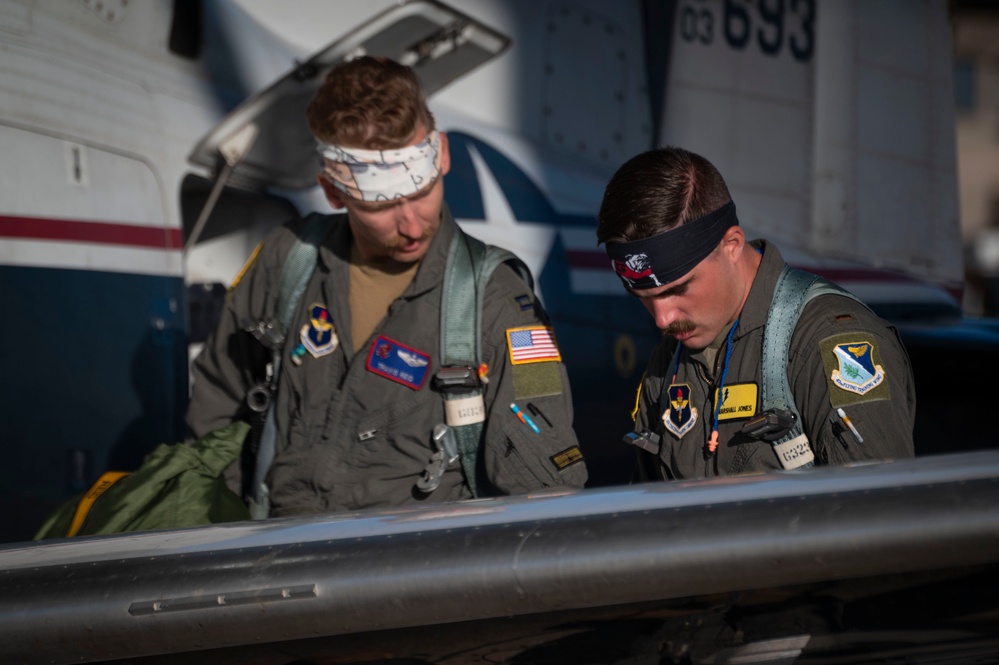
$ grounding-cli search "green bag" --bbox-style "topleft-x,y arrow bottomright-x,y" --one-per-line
34,421 -> 251,540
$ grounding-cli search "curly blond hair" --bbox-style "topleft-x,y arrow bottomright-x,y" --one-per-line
307,56 -> 435,150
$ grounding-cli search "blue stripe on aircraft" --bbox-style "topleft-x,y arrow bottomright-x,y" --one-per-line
0,266 -> 188,511
445,131 -> 556,223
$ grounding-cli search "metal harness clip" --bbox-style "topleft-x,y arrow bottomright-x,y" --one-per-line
623,429 -> 661,455
416,424 -> 460,493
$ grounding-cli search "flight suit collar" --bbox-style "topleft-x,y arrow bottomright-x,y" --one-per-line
315,202 -> 456,291
738,238 -> 787,339
314,203 -> 457,356
688,320 -> 736,381
403,201 -> 456,300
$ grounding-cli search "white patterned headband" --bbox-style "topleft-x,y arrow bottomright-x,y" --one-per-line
318,131 -> 443,202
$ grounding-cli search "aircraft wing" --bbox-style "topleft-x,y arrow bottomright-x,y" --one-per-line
4,450 -> 999,664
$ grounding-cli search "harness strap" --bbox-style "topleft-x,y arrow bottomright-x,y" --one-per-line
440,231 -> 532,497
657,264 -> 863,471
249,214 -> 330,519
441,232 -> 487,366
763,265 -> 862,469
275,214 -> 330,342
251,217 -> 533,509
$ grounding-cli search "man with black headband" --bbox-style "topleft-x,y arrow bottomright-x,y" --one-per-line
186,56 -> 586,518
598,146 -> 915,480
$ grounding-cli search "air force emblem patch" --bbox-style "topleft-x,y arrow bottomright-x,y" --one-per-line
663,383 -> 697,439
830,341 -> 885,395
819,333 -> 891,407
301,303 -> 339,358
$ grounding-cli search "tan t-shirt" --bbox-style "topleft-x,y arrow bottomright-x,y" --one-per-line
348,244 -> 421,353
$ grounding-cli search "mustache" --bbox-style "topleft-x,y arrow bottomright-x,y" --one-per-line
389,230 -> 433,249
662,320 -> 696,337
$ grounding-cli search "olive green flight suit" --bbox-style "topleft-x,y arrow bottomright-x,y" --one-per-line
635,240 -> 916,480
187,205 -> 586,515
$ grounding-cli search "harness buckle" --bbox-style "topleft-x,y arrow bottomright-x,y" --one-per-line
433,365 -> 481,393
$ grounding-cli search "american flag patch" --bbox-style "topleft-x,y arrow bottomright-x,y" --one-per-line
506,326 -> 561,365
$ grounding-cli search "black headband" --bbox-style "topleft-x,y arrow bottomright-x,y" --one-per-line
605,202 -> 738,289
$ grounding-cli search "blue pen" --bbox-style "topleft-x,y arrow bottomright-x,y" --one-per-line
510,403 -> 541,434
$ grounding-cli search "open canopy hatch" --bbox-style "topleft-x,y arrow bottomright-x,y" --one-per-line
185,0 -> 508,248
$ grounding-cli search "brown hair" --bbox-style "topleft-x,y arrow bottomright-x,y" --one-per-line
596,146 -> 731,244
307,56 -> 435,149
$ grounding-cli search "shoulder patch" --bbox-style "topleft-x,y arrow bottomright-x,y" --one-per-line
819,333 -> 890,407
506,326 -> 561,365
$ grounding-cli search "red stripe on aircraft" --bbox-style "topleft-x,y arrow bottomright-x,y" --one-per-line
566,250 -> 611,269
0,215 -> 182,250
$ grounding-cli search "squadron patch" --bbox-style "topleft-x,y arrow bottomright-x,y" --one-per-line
366,335 -> 431,390
301,303 -> 339,358
819,333 -> 890,407
663,383 -> 697,439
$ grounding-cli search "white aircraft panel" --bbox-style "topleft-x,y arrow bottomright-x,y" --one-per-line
858,0 -> 933,76
541,1 -> 652,170
663,0 -> 814,253
858,67 -> 931,164
0,126 -> 165,226
813,0 -> 961,285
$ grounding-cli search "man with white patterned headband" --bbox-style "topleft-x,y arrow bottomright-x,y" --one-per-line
597,146 -> 914,482
186,56 -> 586,519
